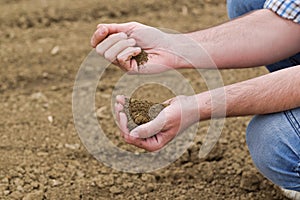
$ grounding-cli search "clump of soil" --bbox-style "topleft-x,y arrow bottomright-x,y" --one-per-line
132,49 -> 148,67
124,98 -> 168,131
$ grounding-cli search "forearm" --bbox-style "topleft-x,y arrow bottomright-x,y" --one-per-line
197,65 -> 300,120
183,9 -> 300,69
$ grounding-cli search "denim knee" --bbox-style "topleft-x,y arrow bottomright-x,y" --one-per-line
246,113 -> 300,191
227,0 -> 265,19
266,52 -> 300,72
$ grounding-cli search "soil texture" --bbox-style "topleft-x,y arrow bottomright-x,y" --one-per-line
0,0 -> 288,199
133,50 -> 149,67
124,98 -> 168,131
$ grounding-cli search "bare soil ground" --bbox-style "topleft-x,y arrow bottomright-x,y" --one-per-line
0,0 -> 289,199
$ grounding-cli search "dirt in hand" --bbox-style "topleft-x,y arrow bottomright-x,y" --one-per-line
132,49 -> 148,67
124,98 -> 168,131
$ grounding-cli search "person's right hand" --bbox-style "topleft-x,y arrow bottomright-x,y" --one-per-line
90,22 -> 188,74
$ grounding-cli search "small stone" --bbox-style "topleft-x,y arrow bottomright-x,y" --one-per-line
51,86 -> 59,91
30,92 -> 47,102
3,190 -> 10,195
51,180 -> 62,187
23,190 -> 44,200
1,177 -> 9,184
183,162 -> 193,168
181,6 -> 188,16
96,106 -> 110,119
141,174 -> 149,181
31,182 -> 39,189
103,176 -> 114,186
10,191 -> 22,199
37,152 -> 49,156
42,72 -> 48,78
16,185 -> 23,192
95,181 -> 105,189
127,182 -> 134,188
16,166 -> 26,174
240,171 -> 261,191
14,178 -> 24,187
139,185 -> 147,194
147,183 -> 155,192
109,186 -> 122,194
0,183 -> 8,191
23,184 -> 33,192
64,143 -> 80,150
51,46 -> 60,55
47,116 -> 53,123
76,170 -> 85,178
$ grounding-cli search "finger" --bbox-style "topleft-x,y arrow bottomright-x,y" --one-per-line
119,112 -> 140,145
163,97 -> 175,105
103,38 -> 137,63
91,26 -> 109,48
117,47 -> 141,71
116,95 -> 126,105
114,102 -> 124,113
133,133 -> 166,152
119,112 -> 130,135
114,103 -> 123,124
95,32 -> 128,56
114,103 -> 123,137
129,111 -> 167,138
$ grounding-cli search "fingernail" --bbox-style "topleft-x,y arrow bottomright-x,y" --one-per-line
130,131 -> 139,137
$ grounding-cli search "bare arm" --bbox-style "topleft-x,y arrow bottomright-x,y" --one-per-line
115,66 -> 300,151
91,9 -> 300,72
198,65 -> 300,120
184,9 -> 300,69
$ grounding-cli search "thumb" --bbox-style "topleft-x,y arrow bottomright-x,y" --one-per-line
129,110 -> 167,138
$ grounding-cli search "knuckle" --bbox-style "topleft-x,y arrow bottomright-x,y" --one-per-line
95,46 -> 104,55
104,51 -> 114,62
117,56 -> 126,65
130,21 -> 139,27
116,54 -> 124,61
108,32 -> 127,41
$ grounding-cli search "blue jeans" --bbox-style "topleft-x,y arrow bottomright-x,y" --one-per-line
227,0 -> 300,72
227,0 -> 300,191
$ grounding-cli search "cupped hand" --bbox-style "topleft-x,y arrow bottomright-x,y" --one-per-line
91,22 -> 185,74
114,95 -> 200,152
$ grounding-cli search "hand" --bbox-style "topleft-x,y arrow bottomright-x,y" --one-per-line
91,22 -> 187,74
114,95 -> 200,151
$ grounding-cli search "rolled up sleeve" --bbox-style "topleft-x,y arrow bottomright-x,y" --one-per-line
264,0 -> 300,23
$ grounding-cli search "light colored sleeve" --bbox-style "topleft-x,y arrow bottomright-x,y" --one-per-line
264,0 -> 300,23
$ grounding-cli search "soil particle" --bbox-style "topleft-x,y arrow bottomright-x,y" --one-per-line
23,190 -> 44,200
240,171 -> 262,191
133,49 -> 148,67
109,185 -> 122,194
124,98 -> 168,131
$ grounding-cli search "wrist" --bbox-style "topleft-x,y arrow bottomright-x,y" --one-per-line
167,33 -> 215,69
194,92 -> 212,121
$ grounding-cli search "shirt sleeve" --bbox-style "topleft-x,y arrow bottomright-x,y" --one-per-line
264,0 -> 300,24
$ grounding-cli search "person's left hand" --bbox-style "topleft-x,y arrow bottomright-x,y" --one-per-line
114,95 -> 200,151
